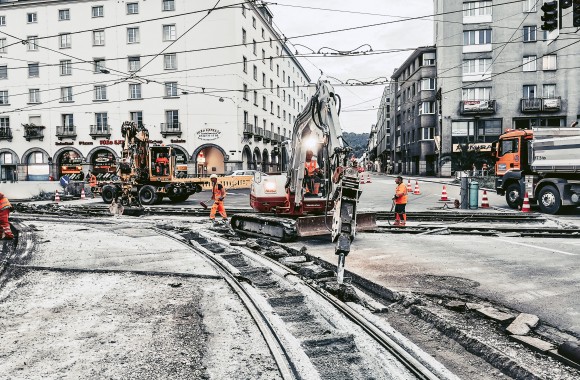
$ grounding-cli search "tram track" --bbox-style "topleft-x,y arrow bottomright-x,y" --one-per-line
372,225 -> 580,238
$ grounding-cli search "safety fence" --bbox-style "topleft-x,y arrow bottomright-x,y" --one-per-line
198,175 -> 253,190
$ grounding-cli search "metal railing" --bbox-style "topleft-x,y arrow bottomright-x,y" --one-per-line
263,130 -> 272,141
0,126 -> 12,141
160,122 -> 182,137
56,125 -> 77,140
243,123 -> 254,136
23,124 -> 45,141
89,124 -> 111,139
460,99 -> 497,114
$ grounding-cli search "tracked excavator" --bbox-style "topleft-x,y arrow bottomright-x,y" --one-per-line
231,80 -> 376,283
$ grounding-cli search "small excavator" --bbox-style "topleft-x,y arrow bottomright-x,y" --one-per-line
231,80 -> 376,283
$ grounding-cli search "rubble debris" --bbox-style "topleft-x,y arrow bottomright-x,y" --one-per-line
506,313 -> 539,336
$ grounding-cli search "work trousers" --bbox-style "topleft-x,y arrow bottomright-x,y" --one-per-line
210,201 -> 227,220
0,209 -> 14,238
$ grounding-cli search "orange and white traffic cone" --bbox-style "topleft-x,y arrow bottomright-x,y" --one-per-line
407,180 -> 412,193
481,190 -> 489,208
359,175 -> 365,185
521,192 -> 531,213
80,187 -> 86,200
439,185 -> 449,201
366,173 -> 371,183
54,190 -> 61,203
413,181 -> 421,195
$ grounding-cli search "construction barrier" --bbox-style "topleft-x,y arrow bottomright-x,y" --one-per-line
406,180 -> 412,193
413,181 -> 421,195
359,175 -> 365,185
481,190 -> 489,208
522,192 -> 531,213
439,185 -> 449,201
80,187 -> 86,200
198,175 -> 254,191
54,190 -> 61,202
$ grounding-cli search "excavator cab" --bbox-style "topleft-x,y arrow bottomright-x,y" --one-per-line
150,146 -> 172,178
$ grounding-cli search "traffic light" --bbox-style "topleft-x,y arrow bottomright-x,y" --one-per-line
574,0 -> 580,27
560,0 -> 572,9
541,1 -> 559,31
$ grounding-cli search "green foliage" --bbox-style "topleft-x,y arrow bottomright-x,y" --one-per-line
342,132 -> 369,159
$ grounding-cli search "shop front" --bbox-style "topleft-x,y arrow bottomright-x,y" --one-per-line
0,150 -> 18,182
24,149 -> 50,181
171,146 -> 189,178
56,149 -> 84,180
90,149 -> 118,181
193,144 -> 226,176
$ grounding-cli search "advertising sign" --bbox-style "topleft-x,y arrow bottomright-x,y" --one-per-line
196,128 -> 221,140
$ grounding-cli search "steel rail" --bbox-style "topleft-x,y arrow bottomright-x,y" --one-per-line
205,231 -> 443,380
373,225 -> 580,238
153,228 -> 299,380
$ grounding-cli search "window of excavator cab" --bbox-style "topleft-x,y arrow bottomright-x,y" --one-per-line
499,138 -> 519,156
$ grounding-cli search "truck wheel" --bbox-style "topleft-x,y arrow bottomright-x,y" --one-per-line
101,185 -> 116,204
538,186 -> 561,214
154,194 -> 164,205
139,185 -> 158,205
505,183 -> 521,209
194,184 -> 202,193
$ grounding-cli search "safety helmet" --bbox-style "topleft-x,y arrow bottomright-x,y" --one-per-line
210,174 -> 218,179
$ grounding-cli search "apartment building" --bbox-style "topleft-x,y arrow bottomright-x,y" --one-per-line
434,0 -> 580,176
390,46 -> 438,175
372,86 -> 391,172
0,0 -> 310,181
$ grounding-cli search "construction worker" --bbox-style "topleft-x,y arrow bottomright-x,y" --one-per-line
209,174 -> 227,225
0,192 -> 14,240
87,170 -> 97,198
392,176 -> 408,226
304,150 -> 319,194
155,153 -> 169,176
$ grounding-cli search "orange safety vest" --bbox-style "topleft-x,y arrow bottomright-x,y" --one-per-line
89,174 -> 97,187
0,196 -> 11,210
211,183 -> 226,201
394,183 -> 408,205
305,160 -> 318,176
156,157 -> 169,165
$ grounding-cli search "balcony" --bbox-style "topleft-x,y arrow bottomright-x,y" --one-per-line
56,125 -> 77,140
254,127 -> 263,141
0,126 -> 12,141
460,99 -> 497,115
23,124 -> 45,141
243,123 -> 254,137
520,97 -> 561,113
160,122 -> 182,137
263,130 -> 272,142
89,125 -> 111,139
272,133 -> 280,145
542,97 -> 562,112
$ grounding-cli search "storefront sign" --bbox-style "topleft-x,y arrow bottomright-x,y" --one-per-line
79,141 -> 94,145
453,143 -> 492,152
197,128 -> 221,141
463,100 -> 490,111
100,140 -> 124,145
171,139 -> 186,143
55,141 -> 74,146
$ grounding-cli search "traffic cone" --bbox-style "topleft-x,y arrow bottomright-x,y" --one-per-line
413,181 -> 421,195
439,185 -> 449,201
481,190 -> 489,208
359,175 -> 365,185
80,187 -> 86,200
521,192 -> 531,213
366,173 -> 371,183
54,190 -> 61,203
407,180 -> 412,193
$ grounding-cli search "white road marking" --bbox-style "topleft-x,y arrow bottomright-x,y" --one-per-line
494,237 -> 578,256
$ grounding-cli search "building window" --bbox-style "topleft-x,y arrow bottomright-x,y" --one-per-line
463,1 -> 492,16
262,96 -> 266,110
0,16 -> 5,26
243,84 -> 248,100
94,59 -> 106,73
28,63 -> 39,77
277,105 -> 280,117
0,65 -> 6,79
27,13 -> 37,23
27,36 -> 38,51
262,73 -> 266,87
165,82 -> 178,97
253,91 -> 258,105
243,56 -> 247,73
523,85 -> 536,99
59,33 -> 71,49
270,57 -> 273,70
162,0 -> 175,11
420,101 -> 435,114
420,78 -> 436,91
59,9 -> 70,21
262,49 -> 265,63
164,53 -> 177,69
270,79 -> 273,92
130,111 -> 143,126
127,3 -> 139,14
95,113 -> 108,130
129,83 -> 142,99
242,29 -> 246,45
523,26 -> 537,42
61,87 -> 73,102
0,91 -> 7,105
422,52 -> 436,65
92,6 -> 104,18
252,16 -> 256,28
127,27 -> 140,43
277,85 -> 280,97
93,30 -> 105,46
522,0 -> 537,12
0,38 -> 5,53
276,64 -> 279,76
128,56 -> 141,72
60,60 -> 72,75
253,65 -> 257,81
542,55 -> 557,70
163,25 -> 176,41
261,28 -> 265,39
543,84 -> 556,98
94,85 -> 107,101
463,58 -> 491,74
29,89 -> 40,103
462,87 -> 490,100
253,40 -> 257,55
166,110 -> 179,128
463,29 -> 491,45
62,114 -> 74,128
270,101 -> 274,114
523,56 -> 537,71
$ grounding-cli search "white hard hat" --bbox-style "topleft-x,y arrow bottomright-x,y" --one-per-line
210,174 -> 218,179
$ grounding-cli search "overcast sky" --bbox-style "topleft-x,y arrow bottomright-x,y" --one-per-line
268,0 -> 434,134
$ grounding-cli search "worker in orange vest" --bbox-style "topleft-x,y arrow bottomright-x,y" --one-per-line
392,176 -> 408,226
0,192 -> 14,240
304,150 -> 319,195
155,153 -> 169,176
209,174 -> 227,225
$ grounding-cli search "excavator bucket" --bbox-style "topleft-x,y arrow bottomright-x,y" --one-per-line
296,212 -> 377,237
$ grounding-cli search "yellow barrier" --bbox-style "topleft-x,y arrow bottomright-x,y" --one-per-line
199,175 -> 253,190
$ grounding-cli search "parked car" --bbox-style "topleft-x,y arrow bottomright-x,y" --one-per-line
227,170 -> 268,177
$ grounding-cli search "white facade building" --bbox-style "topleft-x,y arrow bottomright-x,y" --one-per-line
0,0 -> 311,181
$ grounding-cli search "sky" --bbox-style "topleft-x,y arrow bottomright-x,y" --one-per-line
268,0 -> 433,134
